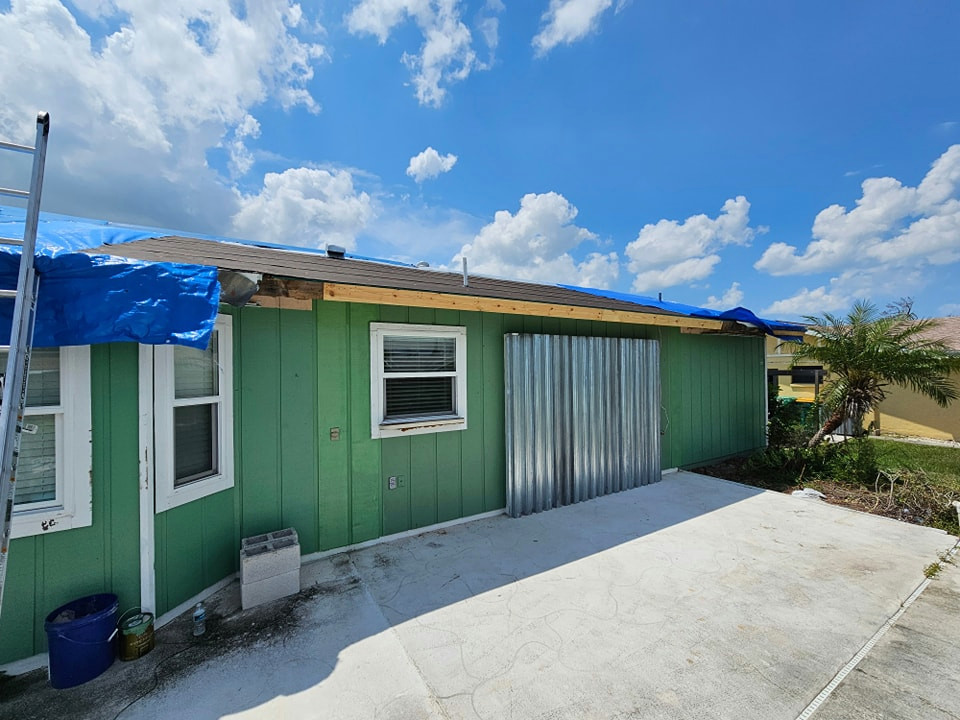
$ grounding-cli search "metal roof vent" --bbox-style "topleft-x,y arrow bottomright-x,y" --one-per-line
416,261 -> 430,268
326,244 -> 346,259
219,270 -> 261,307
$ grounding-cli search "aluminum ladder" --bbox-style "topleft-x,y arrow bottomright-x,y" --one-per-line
0,112 -> 50,617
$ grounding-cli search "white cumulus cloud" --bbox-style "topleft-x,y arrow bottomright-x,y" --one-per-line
455,192 -> 619,288
347,0 -> 501,107
232,168 -> 375,249
0,0 -> 326,233
703,282 -> 744,310
761,286 -> 851,319
406,147 -> 458,183
624,196 -> 761,293
755,145 -> 960,276
533,0 -> 623,57
761,263 -> 932,320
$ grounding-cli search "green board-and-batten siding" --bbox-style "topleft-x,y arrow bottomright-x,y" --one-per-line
0,344 -> 141,664
0,301 -> 765,664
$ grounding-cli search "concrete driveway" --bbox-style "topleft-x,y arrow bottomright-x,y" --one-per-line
5,472 -> 956,719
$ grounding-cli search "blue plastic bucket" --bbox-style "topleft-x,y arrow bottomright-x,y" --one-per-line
44,593 -> 119,689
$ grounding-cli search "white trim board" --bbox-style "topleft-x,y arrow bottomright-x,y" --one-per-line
301,508 -> 507,565
0,651 -> 47,676
155,573 -> 238,630
138,344 -> 156,615
1,508 -> 510,674
158,509 -> 507,628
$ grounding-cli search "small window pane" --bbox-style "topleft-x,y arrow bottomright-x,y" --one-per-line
791,366 -> 823,384
0,348 -> 61,407
385,377 -> 455,420
174,404 -> 218,486
175,332 -> 219,399
384,336 -> 456,373
13,414 -> 56,506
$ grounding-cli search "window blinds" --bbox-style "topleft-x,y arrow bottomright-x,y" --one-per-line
174,337 -> 219,399
174,404 -> 218,486
384,336 -> 456,373
172,332 -> 221,486
1,348 -> 61,506
382,335 -> 457,420
16,415 -> 57,504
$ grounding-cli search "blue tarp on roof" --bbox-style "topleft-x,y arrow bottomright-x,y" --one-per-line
0,207 -> 220,349
0,204 -> 804,348
558,284 -> 806,339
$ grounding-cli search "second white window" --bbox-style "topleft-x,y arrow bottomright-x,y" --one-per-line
153,315 -> 234,511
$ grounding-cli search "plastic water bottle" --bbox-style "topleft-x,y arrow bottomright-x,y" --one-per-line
193,602 -> 206,637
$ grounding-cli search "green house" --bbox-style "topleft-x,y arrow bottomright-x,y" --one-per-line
0,230 -> 801,668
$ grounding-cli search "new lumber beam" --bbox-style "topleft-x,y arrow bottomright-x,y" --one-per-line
322,282 -> 725,330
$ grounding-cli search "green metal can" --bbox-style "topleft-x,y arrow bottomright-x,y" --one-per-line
117,609 -> 155,661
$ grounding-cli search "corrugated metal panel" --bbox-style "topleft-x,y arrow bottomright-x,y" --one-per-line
504,334 -> 661,517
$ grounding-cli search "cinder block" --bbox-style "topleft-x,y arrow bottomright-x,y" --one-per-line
240,528 -> 300,584
241,567 -> 301,610
241,528 -> 298,549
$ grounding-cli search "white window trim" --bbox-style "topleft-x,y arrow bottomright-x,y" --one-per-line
370,322 -> 467,439
153,315 -> 234,513
11,346 -> 92,539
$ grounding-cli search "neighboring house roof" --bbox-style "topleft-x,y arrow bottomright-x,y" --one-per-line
916,316 -> 960,353
802,317 -> 960,353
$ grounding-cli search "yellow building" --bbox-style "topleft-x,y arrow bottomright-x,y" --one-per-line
873,317 -> 960,441
765,318 -> 960,441
765,333 -> 821,404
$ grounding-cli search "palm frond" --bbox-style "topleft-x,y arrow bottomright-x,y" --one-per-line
791,301 -> 960,436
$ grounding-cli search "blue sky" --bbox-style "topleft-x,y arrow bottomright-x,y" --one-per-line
1,0 -> 959,319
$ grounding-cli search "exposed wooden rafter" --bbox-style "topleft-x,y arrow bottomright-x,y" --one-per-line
250,276 -> 321,310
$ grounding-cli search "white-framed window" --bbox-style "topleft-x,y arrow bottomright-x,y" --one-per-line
153,315 -> 234,512
370,322 -> 467,439
6,346 -> 92,539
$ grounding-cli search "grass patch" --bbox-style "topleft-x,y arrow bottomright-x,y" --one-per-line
698,438 -> 960,535
873,441 -> 960,476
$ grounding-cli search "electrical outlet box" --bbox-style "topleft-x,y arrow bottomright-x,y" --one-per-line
388,476 -> 398,490
330,427 -> 340,441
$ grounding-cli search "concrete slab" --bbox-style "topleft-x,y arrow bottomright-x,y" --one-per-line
2,472 -> 955,719
814,560 -> 960,720
349,472 -> 954,720
121,560 -> 442,720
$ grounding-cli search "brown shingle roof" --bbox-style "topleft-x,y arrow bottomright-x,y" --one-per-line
93,235 -> 685,318
918,316 -> 960,352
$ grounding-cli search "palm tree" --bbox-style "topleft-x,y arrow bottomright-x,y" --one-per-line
790,301 -> 960,447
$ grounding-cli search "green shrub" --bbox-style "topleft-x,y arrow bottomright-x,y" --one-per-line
741,436 -> 879,489
823,437 -> 878,485
766,384 -> 820,448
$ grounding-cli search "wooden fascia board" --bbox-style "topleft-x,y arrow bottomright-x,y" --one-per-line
254,276 -> 325,300
322,282 -> 725,330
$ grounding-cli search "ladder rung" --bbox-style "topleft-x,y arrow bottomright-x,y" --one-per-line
0,140 -> 35,154
0,290 -> 17,299
0,188 -> 29,200
0,238 -> 23,247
